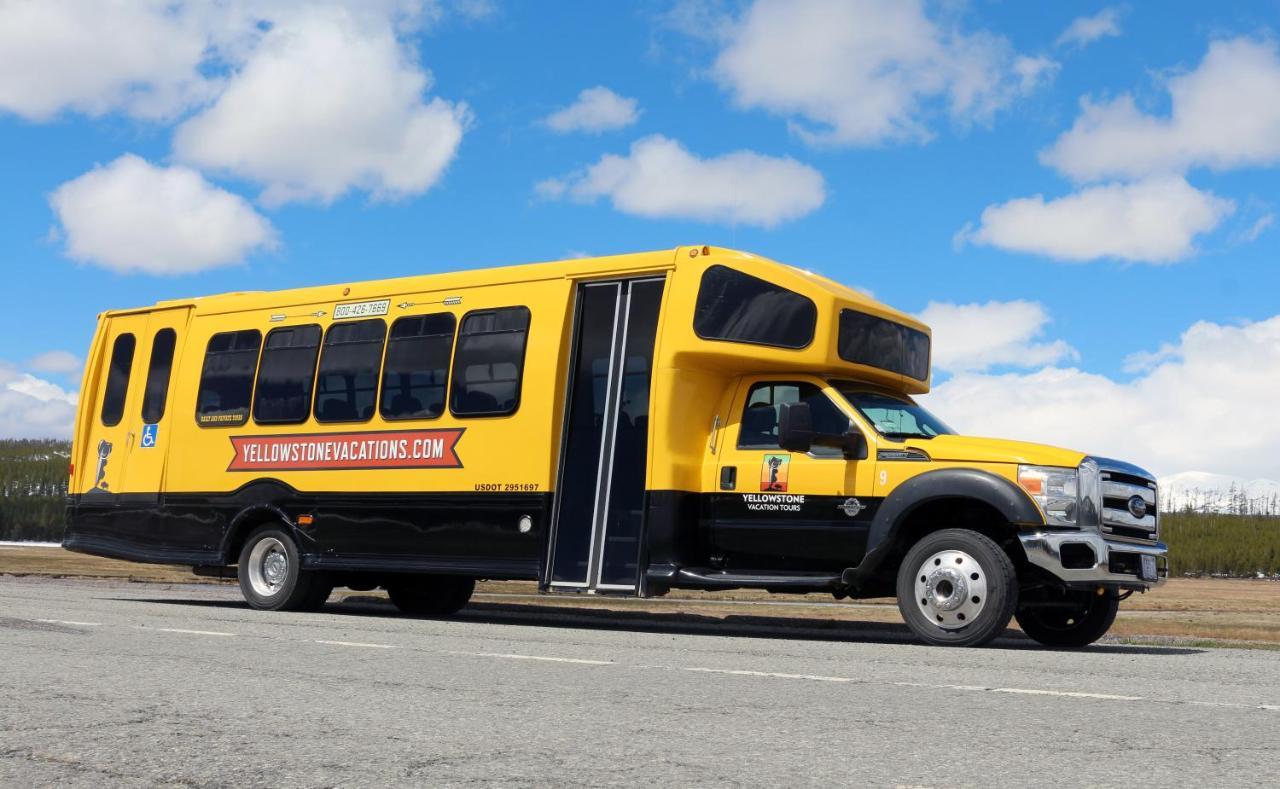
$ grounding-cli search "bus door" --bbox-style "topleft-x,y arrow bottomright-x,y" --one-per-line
710,378 -> 877,572
116,307 -> 192,499
547,277 -> 665,593
80,314 -> 150,500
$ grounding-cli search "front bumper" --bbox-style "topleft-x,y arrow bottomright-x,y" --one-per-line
1019,530 -> 1168,588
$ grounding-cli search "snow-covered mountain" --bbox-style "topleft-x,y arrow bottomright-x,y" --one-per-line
1158,471 -> 1280,516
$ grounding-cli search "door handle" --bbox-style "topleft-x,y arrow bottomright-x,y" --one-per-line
720,466 -> 737,491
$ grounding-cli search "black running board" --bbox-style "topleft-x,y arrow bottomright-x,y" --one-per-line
674,567 -> 841,591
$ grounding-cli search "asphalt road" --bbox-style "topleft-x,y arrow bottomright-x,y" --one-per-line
2,576 -> 1278,787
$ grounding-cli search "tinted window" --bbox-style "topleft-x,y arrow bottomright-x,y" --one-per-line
739,381 -> 849,454
838,310 -> 931,381
315,319 -> 386,423
101,333 -> 136,427
380,313 -> 456,420
140,329 -> 176,424
693,265 -> 816,349
450,307 -> 530,417
196,330 -> 262,427
253,325 -> 321,424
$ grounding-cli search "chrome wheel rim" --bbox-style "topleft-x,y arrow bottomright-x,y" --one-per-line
914,549 -> 988,631
248,537 -> 289,598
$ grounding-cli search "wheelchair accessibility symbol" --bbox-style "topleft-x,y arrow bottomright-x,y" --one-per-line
140,423 -> 159,449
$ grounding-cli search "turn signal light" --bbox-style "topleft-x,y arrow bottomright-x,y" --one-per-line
1017,469 -> 1044,495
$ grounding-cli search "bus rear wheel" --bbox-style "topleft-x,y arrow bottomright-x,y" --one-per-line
238,526 -> 328,612
1016,590 -> 1119,648
895,528 -> 1018,648
387,576 -> 475,617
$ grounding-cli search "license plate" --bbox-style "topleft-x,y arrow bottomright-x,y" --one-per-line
1140,554 -> 1158,582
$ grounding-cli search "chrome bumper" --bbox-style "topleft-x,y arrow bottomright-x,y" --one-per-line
1019,530 -> 1168,587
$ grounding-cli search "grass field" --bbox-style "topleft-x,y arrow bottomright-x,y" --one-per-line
4,545 -> 1278,647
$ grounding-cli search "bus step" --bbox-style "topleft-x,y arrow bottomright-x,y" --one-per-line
675,567 -> 840,590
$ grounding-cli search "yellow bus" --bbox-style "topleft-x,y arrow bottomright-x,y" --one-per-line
64,246 -> 1166,647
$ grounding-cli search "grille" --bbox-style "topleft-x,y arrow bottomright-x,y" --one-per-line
1099,467 -> 1158,543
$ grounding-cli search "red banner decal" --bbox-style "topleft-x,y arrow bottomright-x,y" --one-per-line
227,429 -> 464,472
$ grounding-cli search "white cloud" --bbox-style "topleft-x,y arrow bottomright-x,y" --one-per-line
708,0 -> 1041,146
921,314 -> 1280,480
0,364 -> 77,440
450,0 -> 499,23
49,154 -> 277,275
543,87 -> 640,134
537,135 -> 825,227
0,0 -> 215,121
1042,37 -> 1280,181
28,351 -> 82,376
1055,8 -> 1123,49
960,176 -> 1234,263
1240,212 -> 1276,243
918,300 -> 1077,373
172,3 -> 469,205
1013,55 -> 1060,93
0,1 -> 481,124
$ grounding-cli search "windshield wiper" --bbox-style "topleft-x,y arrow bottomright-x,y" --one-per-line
879,431 -> 935,440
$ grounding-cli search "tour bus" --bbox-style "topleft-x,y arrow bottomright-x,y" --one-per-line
64,246 -> 1167,647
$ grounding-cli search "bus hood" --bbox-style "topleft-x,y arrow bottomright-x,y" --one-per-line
903,435 -> 1086,468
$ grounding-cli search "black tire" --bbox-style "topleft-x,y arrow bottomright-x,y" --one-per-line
299,576 -> 334,612
896,528 -> 1018,647
237,526 -> 323,612
1016,591 -> 1119,648
387,576 -> 475,617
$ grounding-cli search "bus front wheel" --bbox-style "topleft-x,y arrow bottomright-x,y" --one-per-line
387,576 -> 475,617
238,526 -> 331,612
895,528 -> 1019,647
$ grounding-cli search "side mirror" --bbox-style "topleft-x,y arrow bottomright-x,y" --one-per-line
841,426 -> 868,460
777,402 -> 814,453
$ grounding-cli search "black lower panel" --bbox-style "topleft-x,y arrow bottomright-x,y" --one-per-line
66,484 -> 880,586
65,482 -> 550,580
642,489 -> 879,579
706,492 -> 879,572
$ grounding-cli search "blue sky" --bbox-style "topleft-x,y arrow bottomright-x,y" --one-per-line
2,0 -> 1279,485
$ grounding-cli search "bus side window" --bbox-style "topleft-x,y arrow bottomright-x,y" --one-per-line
450,307 -> 531,417
140,328 -> 177,424
196,330 -> 262,427
101,333 -> 136,427
315,319 -> 387,423
380,313 -> 456,420
253,324 -> 322,425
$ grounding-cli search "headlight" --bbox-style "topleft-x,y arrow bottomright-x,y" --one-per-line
1018,465 -> 1079,527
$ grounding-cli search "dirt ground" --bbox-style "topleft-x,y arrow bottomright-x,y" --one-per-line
4,545 -> 1278,646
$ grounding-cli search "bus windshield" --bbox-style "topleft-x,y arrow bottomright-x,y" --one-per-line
830,382 -> 955,440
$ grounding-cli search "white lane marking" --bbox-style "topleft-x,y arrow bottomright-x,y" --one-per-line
35,619 -> 102,627
992,687 -> 1143,701
684,666 -> 853,683
894,680 -> 1142,701
314,639 -> 397,649
894,681 -> 990,692
670,671 -> 1153,703
154,627 -> 236,637
473,652 -> 613,665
